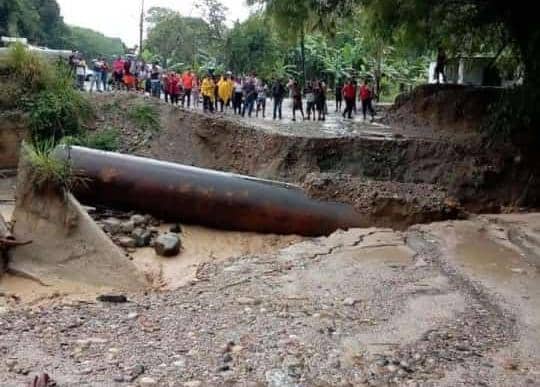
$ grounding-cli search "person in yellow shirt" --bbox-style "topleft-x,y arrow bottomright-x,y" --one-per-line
201,74 -> 215,113
218,75 -> 234,112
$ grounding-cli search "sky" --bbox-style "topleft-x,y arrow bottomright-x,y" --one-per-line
56,0 -> 254,47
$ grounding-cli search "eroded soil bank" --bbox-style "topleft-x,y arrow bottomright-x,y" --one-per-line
91,93 -> 539,220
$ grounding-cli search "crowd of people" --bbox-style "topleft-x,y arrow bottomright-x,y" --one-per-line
68,52 -> 377,122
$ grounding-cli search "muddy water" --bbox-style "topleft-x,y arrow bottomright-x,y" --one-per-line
454,228 -> 525,280
131,223 -> 301,289
428,216 -> 540,362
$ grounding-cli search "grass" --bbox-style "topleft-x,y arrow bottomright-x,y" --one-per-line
63,127 -> 120,152
128,104 -> 160,132
22,142 -> 85,191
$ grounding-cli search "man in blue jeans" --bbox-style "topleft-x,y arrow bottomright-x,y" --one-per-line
271,78 -> 286,120
242,76 -> 256,118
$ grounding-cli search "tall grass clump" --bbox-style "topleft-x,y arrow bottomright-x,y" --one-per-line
128,104 -> 161,132
22,141 -> 86,191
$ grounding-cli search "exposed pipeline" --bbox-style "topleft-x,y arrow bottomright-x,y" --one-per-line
55,146 -> 363,236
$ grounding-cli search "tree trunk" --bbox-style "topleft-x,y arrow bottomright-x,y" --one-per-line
300,30 -> 306,84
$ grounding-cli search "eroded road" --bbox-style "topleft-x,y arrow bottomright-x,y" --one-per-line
1,211 -> 539,386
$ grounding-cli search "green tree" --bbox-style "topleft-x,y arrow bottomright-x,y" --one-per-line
0,0 -> 68,48
224,15 -> 281,78
145,7 -> 213,68
247,0 -> 322,82
67,26 -> 126,60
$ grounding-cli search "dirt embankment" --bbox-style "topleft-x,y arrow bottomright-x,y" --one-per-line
387,84 -> 501,136
90,93 -> 539,215
303,173 -> 464,229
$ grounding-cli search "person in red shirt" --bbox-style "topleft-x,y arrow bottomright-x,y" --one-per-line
182,70 -> 194,108
342,79 -> 356,119
359,79 -> 376,121
168,72 -> 181,105
112,56 -> 125,90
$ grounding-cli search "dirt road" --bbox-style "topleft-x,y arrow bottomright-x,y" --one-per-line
1,213 -> 539,386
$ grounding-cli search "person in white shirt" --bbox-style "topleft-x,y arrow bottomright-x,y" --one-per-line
75,59 -> 86,91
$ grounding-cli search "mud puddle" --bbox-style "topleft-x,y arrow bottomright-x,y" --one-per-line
130,223 -> 301,289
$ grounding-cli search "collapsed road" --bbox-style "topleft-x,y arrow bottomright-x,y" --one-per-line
55,146 -> 364,236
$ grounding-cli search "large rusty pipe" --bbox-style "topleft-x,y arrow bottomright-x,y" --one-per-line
55,146 -> 363,236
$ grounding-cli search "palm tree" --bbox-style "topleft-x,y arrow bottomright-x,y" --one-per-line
248,0 -> 336,83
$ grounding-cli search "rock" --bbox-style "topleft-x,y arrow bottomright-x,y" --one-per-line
265,369 -> 297,387
222,341 -> 235,353
184,381 -> 202,387
126,364 -> 145,382
132,228 -> 152,247
118,237 -> 137,248
113,375 -> 124,382
127,312 -> 139,320
87,337 -> 108,344
130,215 -> 147,227
223,353 -> 233,363
386,364 -> 398,373
343,298 -> 357,306
170,224 -> 182,233
237,297 -> 261,306
5,358 -> 17,371
139,377 -> 157,386
217,364 -> 230,372
173,360 -> 185,368
102,218 -> 122,234
97,294 -> 128,303
120,221 -> 135,233
80,367 -> 93,375
75,339 -> 91,349
154,233 -> 181,257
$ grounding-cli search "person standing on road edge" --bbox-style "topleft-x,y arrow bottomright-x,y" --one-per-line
435,47 -> 448,84
256,81 -> 269,118
271,78 -> 286,120
291,80 -> 304,121
75,58 -> 86,91
360,79 -> 376,121
335,81 -> 343,112
182,70 -> 194,107
201,73 -> 215,113
242,75 -> 256,118
342,79 -> 355,119
150,64 -> 161,98
218,75 -> 233,112
305,81 -> 316,121
192,75 -> 200,109
233,77 -> 243,115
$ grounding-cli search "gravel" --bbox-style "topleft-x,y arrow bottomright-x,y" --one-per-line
0,228 -> 522,386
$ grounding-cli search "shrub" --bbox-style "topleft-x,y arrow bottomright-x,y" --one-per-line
63,127 -> 120,151
128,103 -> 160,132
3,44 -> 93,144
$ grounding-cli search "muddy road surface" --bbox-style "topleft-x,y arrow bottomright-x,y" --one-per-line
1,213 -> 539,386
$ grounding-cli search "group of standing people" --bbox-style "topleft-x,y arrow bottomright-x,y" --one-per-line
68,50 -> 376,122
340,79 -> 376,121
200,73 -> 272,118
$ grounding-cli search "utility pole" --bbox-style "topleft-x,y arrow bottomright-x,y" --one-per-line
139,0 -> 145,57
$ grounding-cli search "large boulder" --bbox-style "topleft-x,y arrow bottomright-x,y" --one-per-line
154,233 -> 181,257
